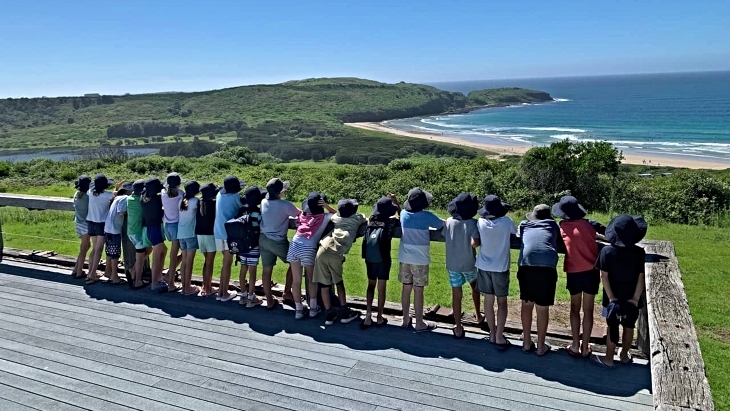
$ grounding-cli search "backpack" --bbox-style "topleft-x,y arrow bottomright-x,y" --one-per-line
364,225 -> 384,263
225,211 -> 259,257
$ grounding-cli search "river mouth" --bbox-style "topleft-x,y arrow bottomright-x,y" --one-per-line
0,147 -> 159,163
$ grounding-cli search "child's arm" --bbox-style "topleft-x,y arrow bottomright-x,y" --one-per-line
319,199 -> 337,214
471,238 -> 481,248
629,272 -> 645,306
600,270 -> 617,302
388,193 -> 402,213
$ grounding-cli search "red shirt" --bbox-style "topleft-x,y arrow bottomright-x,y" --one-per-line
559,219 -> 598,273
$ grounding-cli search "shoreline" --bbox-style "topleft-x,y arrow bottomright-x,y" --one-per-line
346,122 -> 730,170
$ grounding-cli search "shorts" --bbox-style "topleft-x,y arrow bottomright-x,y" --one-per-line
164,222 -> 179,241
476,270 -> 510,297
566,269 -> 600,296
215,239 -> 229,252
448,270 -> 478,288
517,266 -> 558,307
87,221 -> 105,237
128,228 -> 152,250
75,221 -> 88,237
601,306 -> 639,329
366,261 -> 391,281
104,233 -> 122,259
145,224 -> 165,246
259,234 -> 289,267
238,247 -> 260,266
179,237 -> 199,251
286,240 -> 317,266
398,263 -> 429,287
197,235 -> 216,253
313,248 -> 344,286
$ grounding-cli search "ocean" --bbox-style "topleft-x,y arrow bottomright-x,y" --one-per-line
385,71 -> 730,161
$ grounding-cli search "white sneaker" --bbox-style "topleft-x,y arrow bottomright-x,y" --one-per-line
309,306 -> 323,318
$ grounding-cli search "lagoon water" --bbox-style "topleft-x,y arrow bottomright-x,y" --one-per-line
387,71 -> 730,161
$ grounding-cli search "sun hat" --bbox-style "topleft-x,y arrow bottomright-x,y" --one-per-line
266,178 -> 291,198
552,196 -> 587,220
448,193 -> 479,220
166,172 -> 183,188
183,181 -> 201,199
478,195 -> 510,219
93,174 -> 109,191
526,204 -> 552,221
242,185 -> 266,208
403,187 -> 433,213
132,179 -> 146,196
220,176 -> 245,194
371,197 -> 399,222
200,183 -> 219,201
76,175 -> 91,193
116,181 -> 134,196
337,199 -> 359,218
302,192 -> 325,215
143,177 -> 163,196
605,214 -> 647,247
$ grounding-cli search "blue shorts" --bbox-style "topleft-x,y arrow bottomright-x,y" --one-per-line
145,225 -> 165,246
105,233 -> 122,259
179,237 -> 198,251
448,270 -> 478,288
197,235 -> 216,254
286,240 -> 317,266
164,222 -> 179,241
238,247 -> 260,266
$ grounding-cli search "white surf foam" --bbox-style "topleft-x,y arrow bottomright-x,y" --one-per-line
553,98 -> 571,102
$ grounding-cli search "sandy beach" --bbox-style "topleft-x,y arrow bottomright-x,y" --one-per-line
346,122 -> 730,170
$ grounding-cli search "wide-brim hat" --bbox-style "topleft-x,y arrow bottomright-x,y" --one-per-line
116,181 -> 134,196
93,174 -> 109,191
76,175 -> 91,192
302,192 -> 325,215
372,197 -> 398,221
527,204 -> 553,221
403,187 -> 433,212
166,172 -> 183,188
200,183 -> 219,200
478,195 -> 509,219
337,198 -> 359,218
552,196 -> 587,220
184,181 -> 201,198
242,185 -> 267,207
448,192 -> 479,220
143,177 -> 163,195
605,214 -> 648,247
220,176 -> 245,194
266,178 -> 291,197
132,179 -> 146,195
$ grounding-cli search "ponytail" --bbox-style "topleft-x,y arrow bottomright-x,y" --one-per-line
180,197 -> 189,211
167,187 -> 179,198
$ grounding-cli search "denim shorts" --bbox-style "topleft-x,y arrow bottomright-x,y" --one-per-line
75,221 -> 88,237
145,224 -> 165,246
197,235 -> 216,253
164,222 -> 179,241
179,237 -> 198,251
105,233 -> 122,259
87,221 -> 105,237
448,270 -> 478,288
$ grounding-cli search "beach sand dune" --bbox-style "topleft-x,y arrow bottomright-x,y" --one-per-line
346,122 -> 730,170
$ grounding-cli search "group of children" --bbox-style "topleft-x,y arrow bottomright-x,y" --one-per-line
72,173 -> 646,367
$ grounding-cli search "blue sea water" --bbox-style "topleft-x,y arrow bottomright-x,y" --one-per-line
386,71 -> 730,161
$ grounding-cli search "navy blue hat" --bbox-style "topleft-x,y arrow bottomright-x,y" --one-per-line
93,174 -> 109,191
403,187 -> 432,213
117,181 -> 134,196
143,177 -> 163,196
302,192 -> 325,215
132,179 -> 146,196
242,185 -> 266,208
200,183 -> 219,200
448,193 -> 479,220
337,199 -> 359,218
184,181 -> 200,199
605,214 -> 647,247
76,175 -> 91,192
478,195 -> 509,219
371,197 -> 399,222
166,172 -> 182,188
552,196 -> 587,220
220,176 -> 244,194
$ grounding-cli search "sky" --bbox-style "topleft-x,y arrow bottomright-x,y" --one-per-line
1,0 -> 729,97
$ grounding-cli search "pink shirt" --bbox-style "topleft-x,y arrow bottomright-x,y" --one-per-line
559,219 -> 598,273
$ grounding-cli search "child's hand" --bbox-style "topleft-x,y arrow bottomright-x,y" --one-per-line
627,299 -> 639,307
318,198 -> 327,207
114,180 -> 125,191
388,193 -> 399,204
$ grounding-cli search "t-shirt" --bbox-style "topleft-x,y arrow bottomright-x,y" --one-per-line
141,195 -> 164,227
442,217 -> 478,272
518,219 -> 562,268
398,210 -> 443,265
73,192 -> 89,224
177,197 -> 199,239
260,199 -> 300,242
85,190 -> 114,223
560,219 -> 598,273
597,245 -> 645,307
104,195 -> 128,235
126,194 -> 143,235
320,213 -> 367,256
161,189 -> 183,224
214,193 -> 243,240
292,213 -> 333,248
474,216 -> 517,272
195,199 -> 216,236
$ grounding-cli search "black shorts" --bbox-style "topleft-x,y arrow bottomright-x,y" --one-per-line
366,262 -> 391,281
517,266 -> 558,306
87,221 -> 105,237
105,233 -> 122,259
566,269 -> 600,296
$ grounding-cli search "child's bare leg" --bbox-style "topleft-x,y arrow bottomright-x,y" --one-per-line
290,261 -> 304,310
335,281 -> 348,306
109,258 -> 120,282
365,279 -> 376,325
87,236 -> 104,280
167,240 -> 179,288
75,234 -> 90,276
239,264 -> 248,296
401,283 -> 413,327
496,296 -> 508,344
133,251 -> 146,287
470,281 -> 483,323
569,293 -> 582,353
305,265 -> 317,310
218,251 -> 234,298
203,252 -> 216,295
536,304 -> 550,355
485,294 -> 496,342
602,326 -> 617,366
620,326 -> 634,363
413,286 -> 427,330
452,286 -> 463,336
247,265 -> 258,300
152,243 -> 167,285
283,266 -> 293,300
376,279 -> 387,323
581,293 -> 595,356
262,266 -> 275,307
521,301 -> 534,350
320,284 -> 332,310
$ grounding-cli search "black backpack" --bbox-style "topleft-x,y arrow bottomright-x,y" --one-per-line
225,211 -> 259,256
364,225 -> 384,263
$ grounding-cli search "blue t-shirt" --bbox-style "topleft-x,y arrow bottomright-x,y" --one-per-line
177,197 -> 199,240
518,219 -> 561,268
398,210 -> 443,265
214,193 -> 242,240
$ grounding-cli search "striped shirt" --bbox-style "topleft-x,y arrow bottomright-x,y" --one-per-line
397,210 -> 443,265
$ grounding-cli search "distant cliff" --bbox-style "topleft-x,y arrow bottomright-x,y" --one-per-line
465,87 -> 553,107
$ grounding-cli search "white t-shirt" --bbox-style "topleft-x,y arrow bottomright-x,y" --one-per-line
86,190 -> 114,223
474,216 -> 517,272
104,195 -> 128,235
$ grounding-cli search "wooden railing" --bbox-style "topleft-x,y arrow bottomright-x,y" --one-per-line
0,193 -> 716,410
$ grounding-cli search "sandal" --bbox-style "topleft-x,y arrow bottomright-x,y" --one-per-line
522,342 -> 536,354
415,321 -> 437,333
536,343 -> 552,357
566,345 -> 582,358
590,353 -> 615,369
359,319 -> 372,330
266,298 -> 280,310
620,352 -> 633,364
109,279 -> 128,286
496,340 -> 512,351
375,318 -> 388,327
452,326 -> 465,339
85,277 -> 101,285
401,317 -> 412,329
183,286 -> 201,296
132,282 -> 149,290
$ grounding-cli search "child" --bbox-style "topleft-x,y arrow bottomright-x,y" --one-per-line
517,204 -> 564,356
360,195 -> 400,329
552,196 -> 606,358
141,177 -> 168,292
103,182 -> 133,285
397,187 -> 444,332
85,174 -> 117,285
178,181 -> 201,296
162,172 -> 183,292
72,175 -> 92,279
127,179 -> 152,290
236,186 -> 266,308
259,178 -> 300,309
287,192 -> 335,319
442,192 -> 481,339
592,214 -> 647,368
313,199 -> 366,325
472,195 -> 516,347
214,176 -> 244,302
196,183 -> 219,296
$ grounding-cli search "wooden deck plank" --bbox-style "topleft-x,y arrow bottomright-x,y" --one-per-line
0,382 -> 82,411
0,397 -> 41,411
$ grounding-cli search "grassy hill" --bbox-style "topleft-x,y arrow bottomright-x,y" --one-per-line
466,87 -> 553,106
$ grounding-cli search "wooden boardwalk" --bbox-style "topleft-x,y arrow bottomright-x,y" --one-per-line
0,260 -> 653,411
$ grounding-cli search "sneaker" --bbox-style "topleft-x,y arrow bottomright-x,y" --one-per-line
295,308 -> 309,320
340,308 -> 360,324
325,309 -> 338,326
309,306 -> 323,318
240,291 -> 248,300
247,296 -> 263,308
239,296 -> 248,305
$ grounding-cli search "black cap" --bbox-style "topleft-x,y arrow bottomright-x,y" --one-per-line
403,187 -> 433,213
337,199 -> 359,218
116,181 -> 134,196
143,177 -> 163,195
